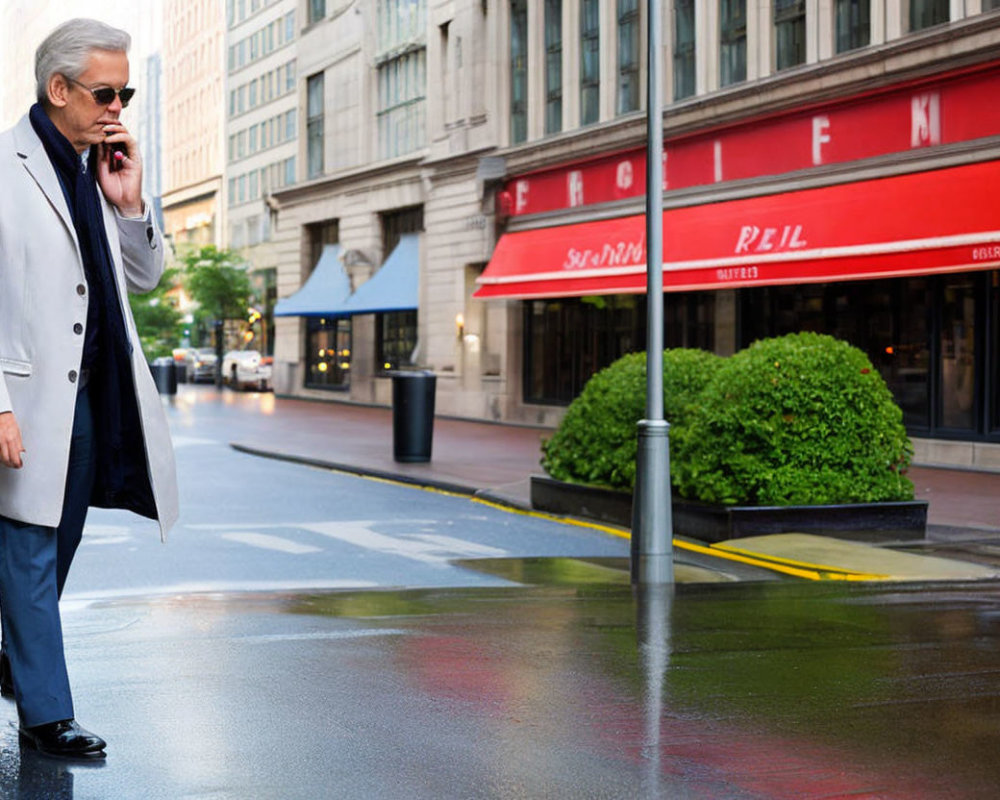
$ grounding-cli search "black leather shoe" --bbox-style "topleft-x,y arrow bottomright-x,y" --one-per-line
0,649 -> 12,698
18,719 -> 106,759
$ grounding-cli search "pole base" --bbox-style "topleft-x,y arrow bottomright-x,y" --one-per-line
631,419 -> 674,585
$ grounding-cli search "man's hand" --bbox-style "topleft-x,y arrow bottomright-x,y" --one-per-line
0,411 -> 24,469
96,121 -> 144,217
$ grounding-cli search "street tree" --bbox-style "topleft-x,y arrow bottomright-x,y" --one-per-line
182,246 -> 252,352
129,267 -> 183,360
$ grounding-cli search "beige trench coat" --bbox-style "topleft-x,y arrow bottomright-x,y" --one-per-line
0,114 -> 178,540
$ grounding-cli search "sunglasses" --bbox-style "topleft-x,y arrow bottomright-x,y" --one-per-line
67,77 -> 135,108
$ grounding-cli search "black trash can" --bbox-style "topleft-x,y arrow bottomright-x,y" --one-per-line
175,361 -> 188,383
150,356 -> 177,395
391,370 -> 436,462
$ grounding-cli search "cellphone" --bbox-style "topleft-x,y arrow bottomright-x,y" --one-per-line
110,142 -> 127,172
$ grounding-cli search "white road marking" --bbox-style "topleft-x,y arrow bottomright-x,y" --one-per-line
239,629 -> 409,643
61,579 -> 380,608
302,521 -> 509,565
188,521 -> 510,565
405,533 -> 507,558
222,532 -> 323,554
170,436 -> 218,447
81,523 -> 134,546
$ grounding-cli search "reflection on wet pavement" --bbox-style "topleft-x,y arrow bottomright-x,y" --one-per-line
2,578 -> 1000,798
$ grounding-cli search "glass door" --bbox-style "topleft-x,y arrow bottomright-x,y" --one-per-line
938,276 -> 978,432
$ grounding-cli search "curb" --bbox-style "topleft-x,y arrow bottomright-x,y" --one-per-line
230,442 -> 491,499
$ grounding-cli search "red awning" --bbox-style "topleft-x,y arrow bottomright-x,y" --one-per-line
474,160 -> 1000,299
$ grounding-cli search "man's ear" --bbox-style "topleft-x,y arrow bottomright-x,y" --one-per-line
47,74 -> 70,108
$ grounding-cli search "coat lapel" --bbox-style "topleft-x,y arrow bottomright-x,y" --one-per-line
13,114 -> 80,255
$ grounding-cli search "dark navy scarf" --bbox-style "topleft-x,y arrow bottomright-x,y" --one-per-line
29,103 -> 150,511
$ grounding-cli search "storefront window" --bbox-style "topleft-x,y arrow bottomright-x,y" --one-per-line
673,0 -> 696,100
835,0 -> 870,53
991,272 -> 1000,435
523,293 -> 715,405
940,277 -> 977,431
885,279 -> 930,430
378,311 -> 418,371
738,273 -> 1000,439
306,317 -> 351,390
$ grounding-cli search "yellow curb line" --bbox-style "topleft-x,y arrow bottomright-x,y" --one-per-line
317,467 -> 890,582
711,542 -> 889,580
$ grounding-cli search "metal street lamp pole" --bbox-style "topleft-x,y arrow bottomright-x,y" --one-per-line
631,0 -> 674,585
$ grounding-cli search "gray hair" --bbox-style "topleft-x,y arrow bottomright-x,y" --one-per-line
35,18 -> 131,104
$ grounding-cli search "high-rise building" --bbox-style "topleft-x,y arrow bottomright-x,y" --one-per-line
223,0 -> 299,356
161,0 -> 226,253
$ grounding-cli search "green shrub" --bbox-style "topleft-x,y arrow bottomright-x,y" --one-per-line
541,348 -> 724,490
671,332 -> 914,505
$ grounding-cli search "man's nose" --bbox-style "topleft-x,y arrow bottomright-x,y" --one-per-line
107,94 -> 123,114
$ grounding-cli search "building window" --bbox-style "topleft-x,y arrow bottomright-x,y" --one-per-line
835,0 -> 870,53
673,0 -> 695,100
375,0 -> 427,158
617,0 -> 640,114
378,311 -> 418,371
544,0 -> 562,135
377,49 -> 427,159
986,0 -> 1000,9
510,0 -> 528,143
305,318 -> 351,390
377,0 -> 425,50
910,0 -> 949,31
308,0 -> 326,25
580,0 -> 601,125
774,0 -> 805,71
307,72 -> 324,178
381,206 -> 424,255
308,219 -> 339,272
720,0 -> 747,87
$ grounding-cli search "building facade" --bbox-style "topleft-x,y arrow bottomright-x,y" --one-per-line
162,0 -> 226,252
272,0 -> 1000,470
224,0 -> 300,353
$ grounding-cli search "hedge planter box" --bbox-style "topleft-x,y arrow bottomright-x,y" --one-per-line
530,475 -> 928,543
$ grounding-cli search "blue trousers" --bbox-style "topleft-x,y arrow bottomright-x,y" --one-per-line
0,387 -> 95,726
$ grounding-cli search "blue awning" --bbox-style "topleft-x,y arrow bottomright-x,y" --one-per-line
340,233 -> 419,315
273,244 -> 352,317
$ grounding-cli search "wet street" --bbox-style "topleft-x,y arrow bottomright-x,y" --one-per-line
3,579 -> 1000,798
1,387 -> 999,798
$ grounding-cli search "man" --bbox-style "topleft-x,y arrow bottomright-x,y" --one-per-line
0,18 -> 178,759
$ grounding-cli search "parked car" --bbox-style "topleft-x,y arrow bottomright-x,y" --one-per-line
222,349 -> 272,391
188,347 -> 219,383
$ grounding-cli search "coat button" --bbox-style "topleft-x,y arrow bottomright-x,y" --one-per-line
73,323 -> 84,335
68,370 -> 78,383
76,284 -> 86,296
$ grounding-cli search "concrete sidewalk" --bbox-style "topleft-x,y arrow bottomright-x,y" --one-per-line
202,385 -> 1000,580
